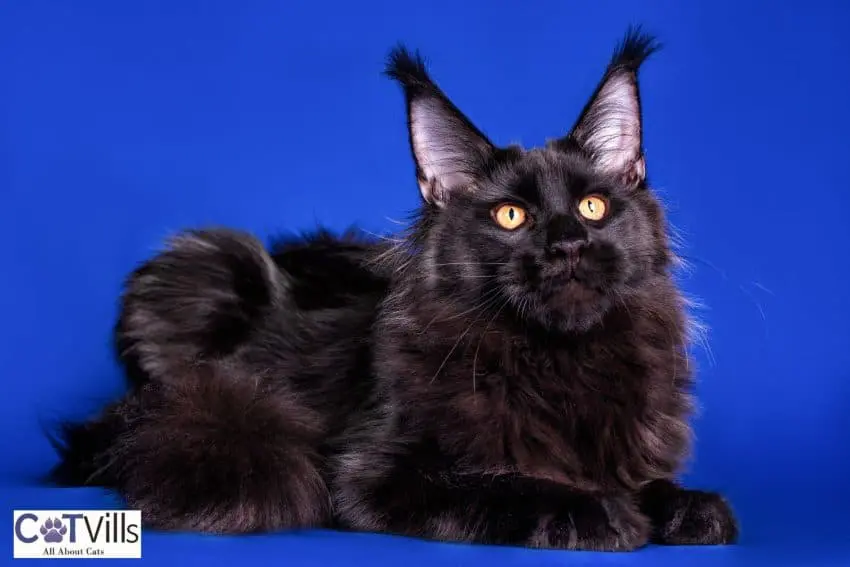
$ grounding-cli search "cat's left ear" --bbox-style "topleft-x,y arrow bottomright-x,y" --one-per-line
556,27 -> 660,189
385,45 -> 496,207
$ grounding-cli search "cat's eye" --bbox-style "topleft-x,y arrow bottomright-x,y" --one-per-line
491,204 -> 528,231
577,195 -> 609,221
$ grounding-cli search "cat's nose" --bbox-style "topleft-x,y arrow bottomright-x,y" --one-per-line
546,240 -> 586,270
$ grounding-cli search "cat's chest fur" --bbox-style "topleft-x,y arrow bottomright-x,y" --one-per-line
383,306 -> 693,492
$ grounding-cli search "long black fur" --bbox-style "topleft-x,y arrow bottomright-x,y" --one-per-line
48,27 -> 738,549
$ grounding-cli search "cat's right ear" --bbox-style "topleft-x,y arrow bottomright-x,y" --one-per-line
553,27 -> 659,189
385,46 -> 496,207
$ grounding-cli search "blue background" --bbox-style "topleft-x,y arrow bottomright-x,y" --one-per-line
1,1 -> 848,565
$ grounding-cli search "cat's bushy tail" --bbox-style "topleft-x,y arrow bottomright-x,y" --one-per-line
47,370 -> 330,532
46,228 -> 331,533
46,399 -> 137,488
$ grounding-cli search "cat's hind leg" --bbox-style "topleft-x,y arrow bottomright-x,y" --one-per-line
115,228 -> 290,386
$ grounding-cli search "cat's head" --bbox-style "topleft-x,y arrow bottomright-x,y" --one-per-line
386,28 -> 674,333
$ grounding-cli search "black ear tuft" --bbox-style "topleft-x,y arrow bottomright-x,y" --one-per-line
608,25 -> 661,73
384,45 -> 432,90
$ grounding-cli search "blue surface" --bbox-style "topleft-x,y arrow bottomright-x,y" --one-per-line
2,1 -> 849,565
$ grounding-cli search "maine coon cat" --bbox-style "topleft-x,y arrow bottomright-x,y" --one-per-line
49,27 -> 738,550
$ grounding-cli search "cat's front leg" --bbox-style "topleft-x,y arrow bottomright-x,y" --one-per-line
334,445 -> 649,551
639,479 -> 738,545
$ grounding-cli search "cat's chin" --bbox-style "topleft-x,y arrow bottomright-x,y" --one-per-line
543,280 -> 609,332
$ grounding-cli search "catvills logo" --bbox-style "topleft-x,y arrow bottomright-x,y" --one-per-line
13,510 -> 142,559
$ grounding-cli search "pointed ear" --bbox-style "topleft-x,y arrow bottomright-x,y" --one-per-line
557,27 -> 660,188
385,46 -> 496,206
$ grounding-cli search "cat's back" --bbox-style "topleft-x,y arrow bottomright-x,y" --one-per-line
250,231 -> 393,432
269,230 -> 392,312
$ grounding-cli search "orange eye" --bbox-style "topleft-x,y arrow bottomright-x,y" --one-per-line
577,195 -> 608,221
492,204 -> 528,230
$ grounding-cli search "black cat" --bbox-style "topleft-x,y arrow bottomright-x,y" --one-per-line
48,27 -> 738,550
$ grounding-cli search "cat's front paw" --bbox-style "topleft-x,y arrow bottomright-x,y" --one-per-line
653,490 -> 738,545
538,495 -> 649,551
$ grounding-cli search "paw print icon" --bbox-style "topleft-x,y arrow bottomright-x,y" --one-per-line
40,518 -> 68,543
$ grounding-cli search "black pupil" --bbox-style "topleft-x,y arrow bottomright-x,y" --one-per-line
587,200 -> 595,212
508,208 -> 515,220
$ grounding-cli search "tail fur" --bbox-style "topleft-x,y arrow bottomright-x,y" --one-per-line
47,398 -> 139,488
47,228 -> 331,533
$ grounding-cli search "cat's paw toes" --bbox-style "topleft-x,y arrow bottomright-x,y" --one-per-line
540,496 -> 649,551
654,490 -> 738,545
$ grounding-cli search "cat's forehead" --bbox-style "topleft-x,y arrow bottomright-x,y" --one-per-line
487,147 -> 601,205
519,147 -> 594,177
